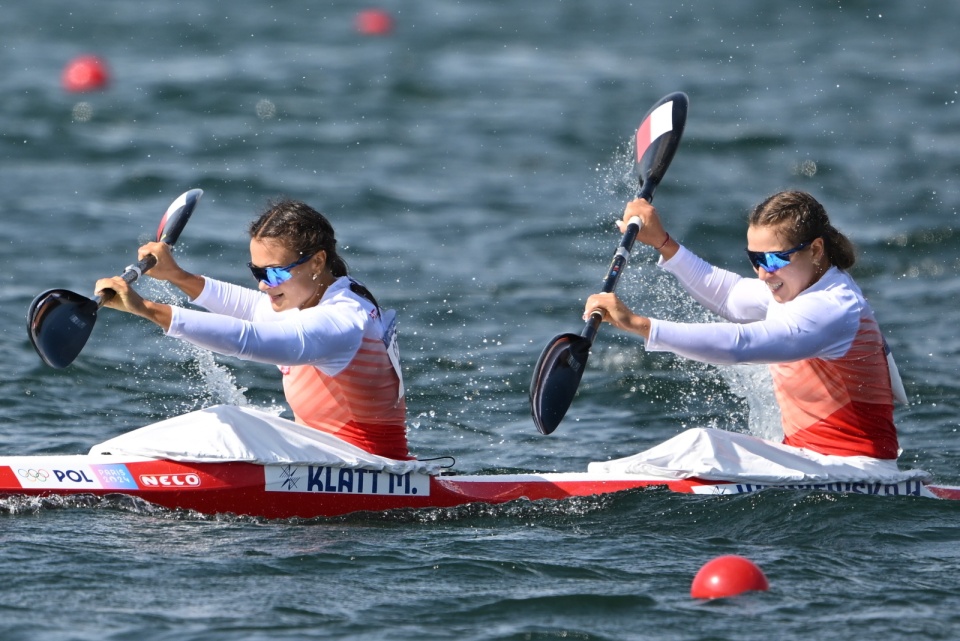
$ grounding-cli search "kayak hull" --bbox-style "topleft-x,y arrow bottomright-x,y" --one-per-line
2,454 -> 957,519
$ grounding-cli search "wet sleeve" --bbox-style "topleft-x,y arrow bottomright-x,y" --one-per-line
659,245 -> 770,323
645,288 -> 860,365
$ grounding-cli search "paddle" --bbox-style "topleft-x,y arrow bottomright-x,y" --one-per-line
529,92 -> 688,435
27,189 -> 204,369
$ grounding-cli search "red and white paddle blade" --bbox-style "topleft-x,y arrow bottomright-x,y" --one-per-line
157,188 -> 203,245
634,92 -> 688,193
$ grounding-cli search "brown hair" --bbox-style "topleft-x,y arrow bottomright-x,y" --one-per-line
249,199 -> 379,307
249,199 -> 349,276
748,190 -> 856,270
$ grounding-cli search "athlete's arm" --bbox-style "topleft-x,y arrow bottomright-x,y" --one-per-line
659,245 -> 770,323
166,300 -> 365,373
190,277 -> 271,322
646,288 -> 860,365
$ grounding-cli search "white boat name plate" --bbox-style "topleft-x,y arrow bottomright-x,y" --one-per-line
264,465 -> 431,496
691,480 -> 934,497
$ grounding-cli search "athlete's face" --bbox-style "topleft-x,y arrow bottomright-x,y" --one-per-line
249,238 -> 325,312
746,224 -> 825,303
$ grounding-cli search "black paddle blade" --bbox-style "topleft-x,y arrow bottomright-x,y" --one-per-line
27,189 -> 203,369
530,332 -> 592,435
529,91 -> 689,435
27,289 -> 99,369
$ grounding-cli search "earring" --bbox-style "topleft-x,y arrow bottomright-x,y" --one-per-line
312,274 -> 318,281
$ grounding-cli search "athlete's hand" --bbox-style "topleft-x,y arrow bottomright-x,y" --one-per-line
94,275 -> 173,330
95,276 -> 147,316
136,241 -> 205,300
618,198 -> 673,255
584,292 -> 651,339
137,241 -> 183,282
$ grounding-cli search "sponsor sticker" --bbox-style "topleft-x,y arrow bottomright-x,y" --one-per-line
264,465 -> 431,497
14,461 -> 137,490
138,473 -> 201,489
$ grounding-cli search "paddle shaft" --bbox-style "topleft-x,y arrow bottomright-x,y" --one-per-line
27,189 -> 202,369
581,177 -> 658,343
528,92 -> 686,434
95,188 -> 200,307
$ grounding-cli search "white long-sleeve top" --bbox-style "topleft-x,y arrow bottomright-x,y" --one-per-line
645,245 -> 863,365
644,244 -> 902,459
165,275 -> 409,459
166,276 -> 367,375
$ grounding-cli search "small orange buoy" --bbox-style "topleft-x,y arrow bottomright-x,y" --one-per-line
690,555 -> 769,599
355,9 -> 394,36
62,55 -> 110,93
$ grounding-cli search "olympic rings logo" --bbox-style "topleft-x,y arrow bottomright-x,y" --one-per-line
17,468 -> 50,482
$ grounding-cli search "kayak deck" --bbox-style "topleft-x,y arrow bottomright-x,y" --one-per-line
1,455 -> 958,519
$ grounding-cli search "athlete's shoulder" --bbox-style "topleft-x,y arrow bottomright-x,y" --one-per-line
784,269 -> 863,338
801,268 -> 863,304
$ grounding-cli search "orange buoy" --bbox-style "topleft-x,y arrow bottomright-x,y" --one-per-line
690,555 -> 769,599
62,55 -> 110,93
355,9 -> 394,36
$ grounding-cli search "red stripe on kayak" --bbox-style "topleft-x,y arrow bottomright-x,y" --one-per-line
0,466 -> 21,488
925,484 -> 960,500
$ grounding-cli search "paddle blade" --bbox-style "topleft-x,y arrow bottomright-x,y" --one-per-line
529,92 -> 688,435
634,92 -> 688,201
530,333 -> 592,435
157,188 -> 203,245
27,289 -> 99,369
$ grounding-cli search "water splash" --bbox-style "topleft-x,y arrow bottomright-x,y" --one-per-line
716,363 -> 782,441
138,275 -> 254,413
580,146 -> 783,441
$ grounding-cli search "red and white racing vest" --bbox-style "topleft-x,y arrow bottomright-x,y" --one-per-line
770,312 -> 898,459
281,314 -> 408,460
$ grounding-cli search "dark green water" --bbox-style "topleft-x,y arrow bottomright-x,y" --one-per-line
2,2 -> 960,639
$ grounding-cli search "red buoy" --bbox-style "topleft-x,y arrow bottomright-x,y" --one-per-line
355,9 -> 394,36
62,55 -> 110,93
690,555 -> 769,599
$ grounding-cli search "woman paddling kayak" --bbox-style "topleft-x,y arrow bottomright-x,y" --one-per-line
94,199 -> 410,460
585,190 -> 907,459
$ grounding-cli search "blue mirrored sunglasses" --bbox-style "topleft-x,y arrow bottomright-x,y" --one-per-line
745,241 -> 810,273
248,253 -> 314,288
